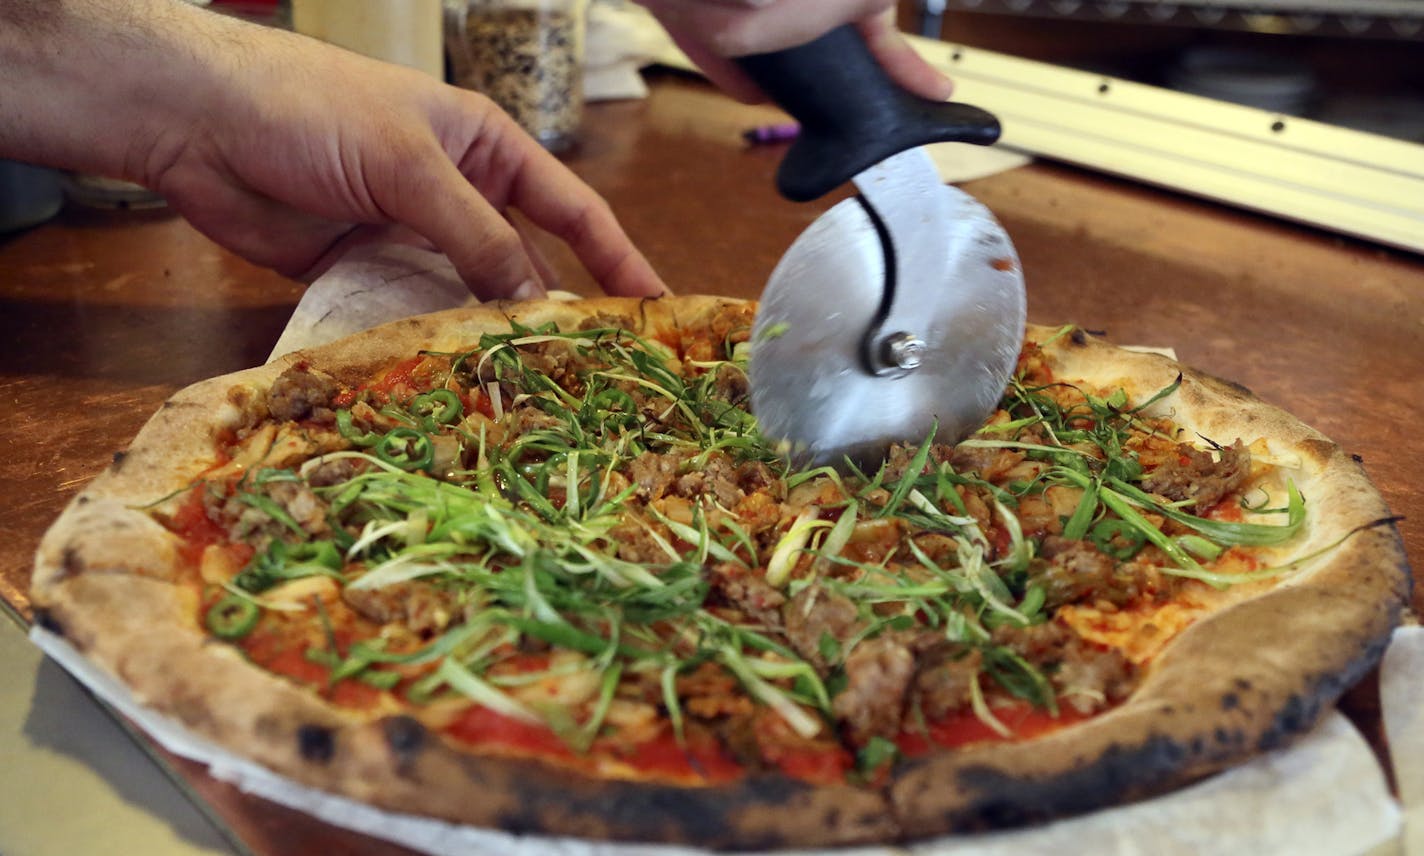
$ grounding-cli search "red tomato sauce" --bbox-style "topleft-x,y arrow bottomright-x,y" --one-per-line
988,524 -> 1013,558
467,388 -> 495,418
652,329 -> 685,359
1204,496 -> 1246,522
167,488 -> 226,567
896,701 -> 1090,755
358,356 -> 440,404
771,743 -> 853,786
447,705 -> 575,760
490,652 -> 552,675
612,729 -> 743,784
240,626 -> 382,709
445,707 -> 745,784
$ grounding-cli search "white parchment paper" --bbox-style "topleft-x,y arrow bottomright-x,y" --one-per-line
267,243 -> 475,361
1383,625 -> 1424,855
34,245 -> 1417,855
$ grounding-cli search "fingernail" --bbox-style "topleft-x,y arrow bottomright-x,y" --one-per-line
510,279 -> 546,301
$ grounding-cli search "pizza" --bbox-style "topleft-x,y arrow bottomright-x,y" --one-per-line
30,295 -> 1408,848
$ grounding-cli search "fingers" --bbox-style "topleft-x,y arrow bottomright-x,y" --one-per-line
382,110 -> 667,301
187,35 -> 661,302
491,127 -> 669,299
517,182 -> 667,298
659,25 -> 768,104
641,0 -> 951,102
377,137 -> 550,302
857,10 -> 954,101
640,0 -> 893,56
508,214 -> 562,293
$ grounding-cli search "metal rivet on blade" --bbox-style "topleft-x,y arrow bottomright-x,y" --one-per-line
881,332 -> 926,371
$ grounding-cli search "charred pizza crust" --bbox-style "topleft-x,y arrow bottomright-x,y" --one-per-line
31,298 -> 1410,848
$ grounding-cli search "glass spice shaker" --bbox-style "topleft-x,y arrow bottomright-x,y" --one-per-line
444,0 -> 588,154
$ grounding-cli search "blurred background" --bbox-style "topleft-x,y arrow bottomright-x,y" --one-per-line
901,0 -> 1423,141
201,0 -> 1424,142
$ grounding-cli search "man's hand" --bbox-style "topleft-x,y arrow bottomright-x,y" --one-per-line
0,0 -> 667,301
636,0 -> 951,104
147,18 -> 667,301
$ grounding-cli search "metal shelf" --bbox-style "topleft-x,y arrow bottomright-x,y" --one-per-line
931,0 -> 1424,39
649,14 -> 1424,252
909,35 -> 1424,253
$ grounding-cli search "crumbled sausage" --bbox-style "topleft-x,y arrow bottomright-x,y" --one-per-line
707,563 -> 785,628
626,451 -> 690,500
515,339 -> 579,387
908,643 -> 983,721
1031,538 -> 1119,609
673,452 -> 744,508
607,516 -> 674,564
204,479 -> 331,551
342,580 -> 461,636
990,621 -> 1137,714
711,362 -> 749,405
305,456 -> 365,487
1140,439 -> 1251,511
832,636 -> 914,746
1030,537 -> 1182,609
267,365 -> 339,423
782,584 -> 864,673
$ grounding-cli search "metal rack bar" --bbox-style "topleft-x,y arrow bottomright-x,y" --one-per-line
909,35 -> 1424,253
931,1 -> 1424,39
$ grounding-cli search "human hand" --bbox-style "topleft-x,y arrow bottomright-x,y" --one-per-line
0,0 -> 665,302
153,16 -> 666,301
635,0 -> 951,104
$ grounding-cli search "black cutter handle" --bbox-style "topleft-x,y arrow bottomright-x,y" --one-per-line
735,26 -> 1001,202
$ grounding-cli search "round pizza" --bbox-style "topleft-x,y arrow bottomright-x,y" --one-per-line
31,295 -> 1409,848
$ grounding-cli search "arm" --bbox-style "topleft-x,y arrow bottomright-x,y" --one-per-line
0,0 -> 667,300
635,0 -> 952,104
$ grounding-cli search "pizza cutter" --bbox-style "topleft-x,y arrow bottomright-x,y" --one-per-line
739,27 -> 1026,466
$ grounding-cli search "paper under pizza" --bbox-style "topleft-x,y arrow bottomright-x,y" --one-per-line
30,296 -> 1409,848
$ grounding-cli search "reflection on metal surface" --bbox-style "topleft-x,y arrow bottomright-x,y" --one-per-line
0,615 -> 240,856
749,177 -> 1025,467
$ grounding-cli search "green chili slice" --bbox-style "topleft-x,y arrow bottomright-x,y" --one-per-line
590,388 -> 639,428
1089,518 -> 1148,560
375,428 -> 435,471
410,388 -> 463,426
233,540 -> 344,593
336,409 -> 381,447
206,594 -> 260,640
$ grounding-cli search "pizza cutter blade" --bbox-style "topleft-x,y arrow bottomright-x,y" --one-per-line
737,27 -> 1026,466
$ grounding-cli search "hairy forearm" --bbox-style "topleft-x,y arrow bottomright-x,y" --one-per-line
0,0 -> 240,181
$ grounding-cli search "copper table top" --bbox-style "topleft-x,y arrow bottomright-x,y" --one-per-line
1,73 -> 1420,854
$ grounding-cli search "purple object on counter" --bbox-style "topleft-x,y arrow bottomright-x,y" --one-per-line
742,122 -> 801,145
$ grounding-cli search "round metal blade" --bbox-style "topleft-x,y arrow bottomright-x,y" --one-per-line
749,184 -> 1025,466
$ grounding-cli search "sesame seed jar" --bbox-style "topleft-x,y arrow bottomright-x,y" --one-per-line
444,0 -> 588,154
